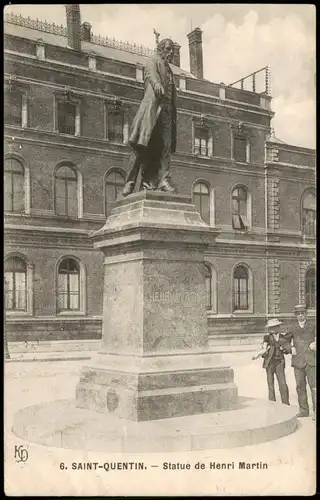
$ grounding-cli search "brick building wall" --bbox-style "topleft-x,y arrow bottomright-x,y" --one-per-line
4,15 -> 315,344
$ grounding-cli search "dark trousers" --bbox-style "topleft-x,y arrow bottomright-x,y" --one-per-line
125,105 -> 172,188
294,364 -> 316,414
266,359 -> 290,405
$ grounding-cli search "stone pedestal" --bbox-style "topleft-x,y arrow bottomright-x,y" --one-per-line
76,191 -> 238,421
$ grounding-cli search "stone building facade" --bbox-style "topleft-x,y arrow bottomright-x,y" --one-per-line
4,6 -> 315,344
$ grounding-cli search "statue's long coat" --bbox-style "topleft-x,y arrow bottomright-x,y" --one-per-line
129,53 -> 177,153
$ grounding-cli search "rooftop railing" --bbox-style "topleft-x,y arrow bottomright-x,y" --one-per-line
228,66 -> 271,95
4,12 -> 156,57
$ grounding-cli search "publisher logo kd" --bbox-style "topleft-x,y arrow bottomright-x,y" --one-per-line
14,445 -> 28,463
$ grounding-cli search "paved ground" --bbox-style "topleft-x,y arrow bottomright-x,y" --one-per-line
4,353 -> 316,496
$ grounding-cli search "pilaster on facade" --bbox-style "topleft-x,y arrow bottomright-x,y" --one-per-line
265,144 -> 279,162
299,259 -> 316,304
267,257 -> 280,315
266,175 -> 280,231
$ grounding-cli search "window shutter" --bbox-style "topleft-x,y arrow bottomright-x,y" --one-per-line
194,137 -> 200,155
123,115 -> 129,143
303,194 -> 316,210
4,173 -> 13,212
21,94 -> 28,127
240,215 -> 248,228
67,180 -> 78,217
232,214 -> 242,229
14,173 -> 25,212
207,130 -> 213,157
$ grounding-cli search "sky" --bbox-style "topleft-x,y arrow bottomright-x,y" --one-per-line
5,4 -> 316,149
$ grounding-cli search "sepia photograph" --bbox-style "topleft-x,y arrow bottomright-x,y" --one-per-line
4,3 -> 316,496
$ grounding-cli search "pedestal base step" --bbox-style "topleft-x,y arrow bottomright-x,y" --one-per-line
75,361 -> 238,421
76,381 -> 238,420
12,397 -> 298,453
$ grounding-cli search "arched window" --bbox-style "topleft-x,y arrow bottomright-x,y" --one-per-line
193,182 -> 210,224
105,170 -> 125,216
4,158 -> 25,213
57,258 -> 80,312
302,190 -> 316,237
204,264 -> 212,310
4,257 -> 27,311
55,165 -> 78,217
233,265 -> 249,311
305,268 -> 316,309
232,186 -> 249,230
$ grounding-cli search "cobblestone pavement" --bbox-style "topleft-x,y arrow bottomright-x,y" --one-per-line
4,354 -> 316,496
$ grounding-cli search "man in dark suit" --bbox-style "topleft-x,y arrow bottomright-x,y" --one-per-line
122,38 -> 177,196
286,304 -> 316,419
252,318 -> 291,405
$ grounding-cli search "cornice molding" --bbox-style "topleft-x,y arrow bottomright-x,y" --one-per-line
4,74 -> 30,93
265,161 -> 315,172
53,86 -> 82,103
4,50 -> 273,118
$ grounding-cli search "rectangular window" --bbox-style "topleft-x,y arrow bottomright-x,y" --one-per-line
194,127 -> 213,156
108,111 -> 124,142
57,101 -> 76,135
4,91 -> 22,126
233,135 -> 247,162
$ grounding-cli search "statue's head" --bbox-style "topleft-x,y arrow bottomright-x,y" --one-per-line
157,38 -> 174,64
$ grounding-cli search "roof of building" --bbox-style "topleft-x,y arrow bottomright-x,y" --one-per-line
271,135 -> 287,144
4,20 -> 197,79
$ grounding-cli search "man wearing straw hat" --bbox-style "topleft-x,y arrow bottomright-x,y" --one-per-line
252,318 -> 291,405
286,304 -> 316,419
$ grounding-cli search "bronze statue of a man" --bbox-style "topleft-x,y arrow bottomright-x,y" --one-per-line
122,38 -> 177,196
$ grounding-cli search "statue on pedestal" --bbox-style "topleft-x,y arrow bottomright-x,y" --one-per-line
122,38 -> 177,196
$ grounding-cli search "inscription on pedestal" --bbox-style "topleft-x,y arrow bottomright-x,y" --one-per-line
148,287 -> 205,306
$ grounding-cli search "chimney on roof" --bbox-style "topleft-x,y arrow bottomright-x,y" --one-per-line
81,22 -> 92,42
172,42 -> 181,67
187,27 -> 203,79
65,4 -> 81,50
